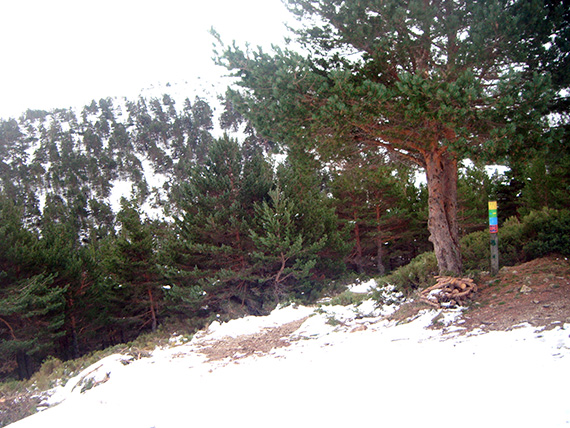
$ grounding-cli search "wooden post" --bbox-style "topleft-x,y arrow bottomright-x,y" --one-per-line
489,201 -> 499,275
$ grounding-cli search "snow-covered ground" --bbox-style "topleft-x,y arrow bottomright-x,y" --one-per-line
9,281 -> 570,428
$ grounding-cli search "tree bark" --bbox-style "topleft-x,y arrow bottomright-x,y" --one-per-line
353,212 -> 364,275
424,150 -> 463,274
375,205 -> 386,276
67,295 -> 80,359
148,287 -> 157,333
70,311 -> 80,359
17,351 -> 33,380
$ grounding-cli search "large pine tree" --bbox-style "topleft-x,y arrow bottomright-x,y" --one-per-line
217,0 -> 559,274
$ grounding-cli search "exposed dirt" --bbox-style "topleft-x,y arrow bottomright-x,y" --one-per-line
0,390 -> 39,427
196,317 -> 309,362
460,255 -> 570,332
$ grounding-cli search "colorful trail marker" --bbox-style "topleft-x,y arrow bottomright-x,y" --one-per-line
489,201 -> 499,275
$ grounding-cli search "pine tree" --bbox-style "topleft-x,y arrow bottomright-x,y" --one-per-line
171,97 -> 215,180
104,199 -> 163,333
457,162 -> 500,234
167,136 -> 273,316
250,187 -> 326,297
0,196 -> 67,379
36,198 -> 109,360
217,0 -> 558,274
331,151 -> 418,275
0,273 -> 66,379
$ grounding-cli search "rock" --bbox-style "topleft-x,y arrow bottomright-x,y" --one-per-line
520,284 -> 532,294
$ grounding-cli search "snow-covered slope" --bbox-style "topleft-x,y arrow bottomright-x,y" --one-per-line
9,281 -> 570,428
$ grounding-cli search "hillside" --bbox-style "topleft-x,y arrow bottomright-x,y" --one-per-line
389,255 -> 570,332
1,2 -> 569,425
2,256 -> 569,428
462,256 -> 570,331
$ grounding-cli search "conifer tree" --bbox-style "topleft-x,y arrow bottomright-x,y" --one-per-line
105,199 -> 163,333
0,196 -> 67,378
250,187 -> 326,297
36,196 -> 110,360
217,0 -> 558,274
171,97 -> 215,179
167,136 -> 273,315
331,152 -> 417,275
0,273 -> 66,379
457,163 -> 499,234
272,146 -> 350,279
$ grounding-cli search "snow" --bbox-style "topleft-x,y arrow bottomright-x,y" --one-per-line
8,281 -> 570,428
204,304 -> 314,340
348,278 -> 377,293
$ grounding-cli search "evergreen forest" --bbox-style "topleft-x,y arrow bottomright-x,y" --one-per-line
1,0 -> 569,381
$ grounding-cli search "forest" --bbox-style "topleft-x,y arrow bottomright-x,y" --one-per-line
1,0 -> 569,381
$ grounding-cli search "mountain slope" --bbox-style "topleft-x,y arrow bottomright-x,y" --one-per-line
7,278 -> 570,428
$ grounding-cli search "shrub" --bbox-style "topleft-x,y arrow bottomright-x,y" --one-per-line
460,208 -> 570,271
460,230 -> 489,271
327,290 -> 368,307
497,216 -> 527,266
375,251 -> 438,294
459,216 -> 527,271
0,382 -> 40,427
522,209 -> 570,258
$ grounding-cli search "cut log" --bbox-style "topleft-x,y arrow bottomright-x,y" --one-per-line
420,276 -> 477,308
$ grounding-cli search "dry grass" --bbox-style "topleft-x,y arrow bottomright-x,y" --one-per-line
0,381 -> 40,427
386,297 -> 430,324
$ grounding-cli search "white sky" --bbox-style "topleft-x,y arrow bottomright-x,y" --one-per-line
0,0 -> 292,119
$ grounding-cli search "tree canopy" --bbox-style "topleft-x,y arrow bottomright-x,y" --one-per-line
216,0 -> 562,273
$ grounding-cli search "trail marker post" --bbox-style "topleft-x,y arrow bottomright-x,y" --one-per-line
489,201 -> 499,275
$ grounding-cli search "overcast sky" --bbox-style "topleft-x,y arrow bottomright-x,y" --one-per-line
0,0 -> 293,119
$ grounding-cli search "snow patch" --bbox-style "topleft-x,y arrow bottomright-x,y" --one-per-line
348,278 -> 377,293
201,304 -> 314,340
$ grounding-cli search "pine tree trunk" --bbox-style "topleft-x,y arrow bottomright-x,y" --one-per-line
16,351 -> 33,380
375,205 -> 386,276
424,150 -> 463,274
70,312 -> 80,359
353,212 -> 364,274
67,296 -> 80,359
148,287 -> 157,333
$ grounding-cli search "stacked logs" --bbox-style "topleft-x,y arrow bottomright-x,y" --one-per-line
420,276 -> 477,308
